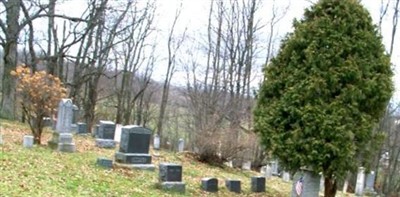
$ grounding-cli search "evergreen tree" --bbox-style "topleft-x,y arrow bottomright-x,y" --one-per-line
254,0 -> 393,196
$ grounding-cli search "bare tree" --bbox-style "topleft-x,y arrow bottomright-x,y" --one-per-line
156,2 -> 186,139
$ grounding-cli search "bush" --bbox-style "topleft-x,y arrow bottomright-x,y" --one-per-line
11,65 -> 67,144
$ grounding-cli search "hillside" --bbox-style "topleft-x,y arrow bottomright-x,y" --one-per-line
0,119 -> 293,197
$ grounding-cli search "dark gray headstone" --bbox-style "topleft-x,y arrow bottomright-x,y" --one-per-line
97,157 -> 113,169
98,120 -> 115,139
159,163 -> 182,182
77,122 -> 87,134
201,177 -> 218,192
119,125 -> 151,153
115,152 -> 152,164
225,179 -> 241,193
251,176 -> 266,192
72,105 -> 79,124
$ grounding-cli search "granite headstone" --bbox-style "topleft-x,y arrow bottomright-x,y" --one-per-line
251,176 -> 266,192
201,177 -> 218,192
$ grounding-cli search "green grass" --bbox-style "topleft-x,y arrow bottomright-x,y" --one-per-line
0,119 -> 351,196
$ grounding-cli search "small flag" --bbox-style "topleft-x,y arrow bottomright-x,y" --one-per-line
295,176 -> 303,196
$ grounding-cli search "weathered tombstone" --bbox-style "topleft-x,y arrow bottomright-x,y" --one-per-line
153,134 -> 160,150
283,171 -> 291,182
23,135 -> 34,148
291,168 -> 320,197
55,99 -> 74,133
320,174 -> 325,193
114,124 -> 122,142
114,125 -> 155,170
271,160 -> 279,176
96,157 -> 113,169
224,160 -> 233,168
242,161 -> 251,170
355,167 -> 365,196
48,99 -> 75,149
201,177 -> 218,192
77,122 -> 87,134
57,133 -> 76,152
364,171 -> 376,195
251,176 -> 266,193
159,163 -> 185,193
95,120 -> 116,149
225,179 -> 241,193
178,138 -> 184,152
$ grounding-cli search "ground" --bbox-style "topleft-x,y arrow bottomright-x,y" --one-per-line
0,119 -> 354,196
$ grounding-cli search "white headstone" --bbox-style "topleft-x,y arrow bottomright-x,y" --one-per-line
271,160 -> 279,175
23,135 -> 34,148
242,161 -> 251,170
225,160 -> 233,167
154,134 -> 160,150
283,171 -> 291,182
355,167 -> 365,196
364,171 -> 376,194
320,174 -> 325,193
55,99 -> 74,133
178,138 -> 184,152
114,124 -> 123,142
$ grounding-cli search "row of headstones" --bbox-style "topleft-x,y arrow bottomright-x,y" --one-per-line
96,160 -> 266,194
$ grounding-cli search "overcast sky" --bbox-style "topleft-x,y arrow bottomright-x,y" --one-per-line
54,0 -> 400,101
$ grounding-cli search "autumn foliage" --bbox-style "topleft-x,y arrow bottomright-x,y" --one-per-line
11,65 -> 67,144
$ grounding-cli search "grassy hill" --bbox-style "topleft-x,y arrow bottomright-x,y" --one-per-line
0,119 -> 353,197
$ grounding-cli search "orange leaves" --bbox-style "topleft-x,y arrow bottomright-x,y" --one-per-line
11,65 -> 67,116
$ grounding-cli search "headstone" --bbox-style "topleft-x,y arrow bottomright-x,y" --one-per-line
153,134 -> 160,150
97,157 -> 113,169
57,133 -> 75,152
355,167 -> 365,196
43,117 -> 52,127
320,174 -> 325,193
225,179 -> 241,193
72,105 -> 79,124
224,160 -> 233,168
114,124 -> 122,142
283,171 -> 291,182
0,133 -> 3,145
159,163 -> 185,193
77,122 -> 87,134
114,125 -> 154,170
48,99 -> 75,149
98,120 -> 116,139
271,160 -> 279,176
242,161 -> 251,170
251,176 -> 266,193
95,120 -> 116,148
201,177 -> 218,192
178,138 -> 184,152
364,171 -> 376,195
93,124 -> 100,137
291,168 -> 320,197
55,99 -> 74,133
23,135 -> 34,148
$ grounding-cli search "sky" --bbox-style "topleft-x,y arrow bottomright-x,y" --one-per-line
50,0 -> 400,101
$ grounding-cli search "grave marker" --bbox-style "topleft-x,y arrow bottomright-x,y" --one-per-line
225,179 -> 241,193
251,176 -> 266,193
291,168 -> 320,197
355,167 -> 365,196
201,177 -> 218,192
159,163 -> 186,193
178,138 -> 184,152
23,135 -> 34,148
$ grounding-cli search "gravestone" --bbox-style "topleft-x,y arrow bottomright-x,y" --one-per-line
57,133 -> 75,152
114,125 -> 155,170
271,160 -> 279,176
320,174 -> 325,193
93,124 -> 100,137
355,167 -> 365,196
251,176 -> 266,193
224,160 -> 233,168
77,122 -> 87,134
225,179 -> 241,193
95,120 -> 116,149
178,138 -> 184,152
291,168 -> 320,197
201,177 -> 218,192
159,163 -> 185,193
153,134 -> 160,150
97,157 -> 113,169
242,161 -> 251,170
0,133 -> 3,145
114,124 -> 122,142
55,99 -> 74,133
48,99 -> 75,149
364,171 -> 376,195
43,117 -> 52,127
283,171 -> 291,182
23,135 -> 34,148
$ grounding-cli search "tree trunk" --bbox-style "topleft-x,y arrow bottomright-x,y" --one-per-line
1,0 -> 21,119
324,176 -> 338,197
